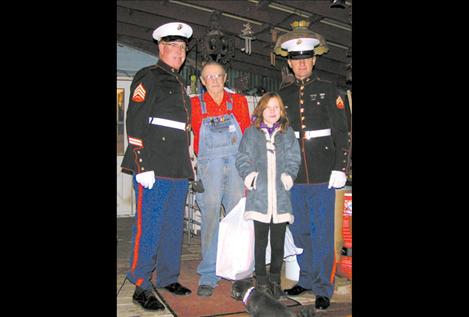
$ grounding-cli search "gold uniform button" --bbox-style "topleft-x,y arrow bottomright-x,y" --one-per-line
300,108 -> 304,113
141,167 -> 145,171
162,137 -> 166,141
139,159 -> 142,162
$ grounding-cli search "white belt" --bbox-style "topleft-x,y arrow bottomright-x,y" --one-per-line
149,117 -> 186,131
295,128 -> 331,139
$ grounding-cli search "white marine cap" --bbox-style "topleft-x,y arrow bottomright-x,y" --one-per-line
281,38 -> 320,59
152,22 -> 193,42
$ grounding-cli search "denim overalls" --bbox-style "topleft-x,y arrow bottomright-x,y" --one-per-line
195,93 -> 244,287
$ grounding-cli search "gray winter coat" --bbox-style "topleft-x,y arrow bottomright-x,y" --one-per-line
236,125 -> 301,224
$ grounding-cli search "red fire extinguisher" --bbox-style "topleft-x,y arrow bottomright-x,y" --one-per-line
337,192 -> 352,280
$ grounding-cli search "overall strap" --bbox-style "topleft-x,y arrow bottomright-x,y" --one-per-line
198,94 -> 207,115
226,92 -> 233,111
199,92 -> 234,115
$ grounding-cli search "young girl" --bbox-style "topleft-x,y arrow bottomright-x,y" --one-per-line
235,92 -> 301,299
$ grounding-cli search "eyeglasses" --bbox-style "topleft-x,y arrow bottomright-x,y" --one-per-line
203,73 -> 225,81
162,42 -> 187,51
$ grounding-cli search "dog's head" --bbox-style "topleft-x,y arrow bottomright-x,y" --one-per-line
231,279 -> 254,301
232,278 -> 316,317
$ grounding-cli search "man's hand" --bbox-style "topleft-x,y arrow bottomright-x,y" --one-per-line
136,171 -> 156,189
328,170 -> 347,189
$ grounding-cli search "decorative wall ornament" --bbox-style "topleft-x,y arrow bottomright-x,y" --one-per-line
239,22 -> 255,55
199,11 -> 235,64
270,29 -> 278,66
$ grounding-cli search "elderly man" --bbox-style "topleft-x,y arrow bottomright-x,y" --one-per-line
190,61 -> 251,297
121,21 -> 194,311
277,22 -> 351,310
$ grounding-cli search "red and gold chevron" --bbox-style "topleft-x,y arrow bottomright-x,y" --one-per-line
336,96 -> 344,109
132,83 -> 146,102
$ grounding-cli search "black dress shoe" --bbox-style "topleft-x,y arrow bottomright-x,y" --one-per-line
283,284 -> 311,296
163,282 -> 192,296
315,295 -> 330,309
132,287 -> 165,311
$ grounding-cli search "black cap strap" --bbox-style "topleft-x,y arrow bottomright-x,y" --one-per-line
160,35 -> 188,43
288,50 -> 315,60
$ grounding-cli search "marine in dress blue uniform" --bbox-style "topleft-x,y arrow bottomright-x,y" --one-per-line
121,21 -> 194,311
276,21 -> 351,310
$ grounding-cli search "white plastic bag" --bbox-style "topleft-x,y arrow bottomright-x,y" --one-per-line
265,225 -> 303,264
216,197 -> 255,280
284,255 -> 300,281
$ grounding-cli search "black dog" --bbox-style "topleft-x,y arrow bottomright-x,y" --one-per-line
232,279 -> 316,317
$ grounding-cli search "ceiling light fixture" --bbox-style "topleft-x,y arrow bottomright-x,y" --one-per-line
330,0 -> 346,9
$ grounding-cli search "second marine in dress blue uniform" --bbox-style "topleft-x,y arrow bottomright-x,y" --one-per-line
279,72 -> 350,307
276,20 -> 350,310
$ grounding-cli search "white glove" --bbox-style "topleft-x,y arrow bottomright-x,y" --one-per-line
136,171 -> 155,189
244,171 -> 258,190
281,173 -> 293,191
328,170 -> 347,189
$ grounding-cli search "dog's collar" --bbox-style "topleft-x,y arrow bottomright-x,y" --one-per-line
242,286 -> 255,305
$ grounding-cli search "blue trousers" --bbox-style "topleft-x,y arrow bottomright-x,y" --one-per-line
195,155 -> 244,287
127,177 -> 188,290
289,183 -> 336,298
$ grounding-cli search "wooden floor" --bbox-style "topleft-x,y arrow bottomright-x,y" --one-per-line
117,216 -> 352,317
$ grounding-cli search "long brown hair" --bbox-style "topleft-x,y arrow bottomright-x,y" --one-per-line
252,92 -> 289,132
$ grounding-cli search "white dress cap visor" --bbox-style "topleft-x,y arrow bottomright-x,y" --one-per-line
152,22 -> 193,41
281,38 -> 320,52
